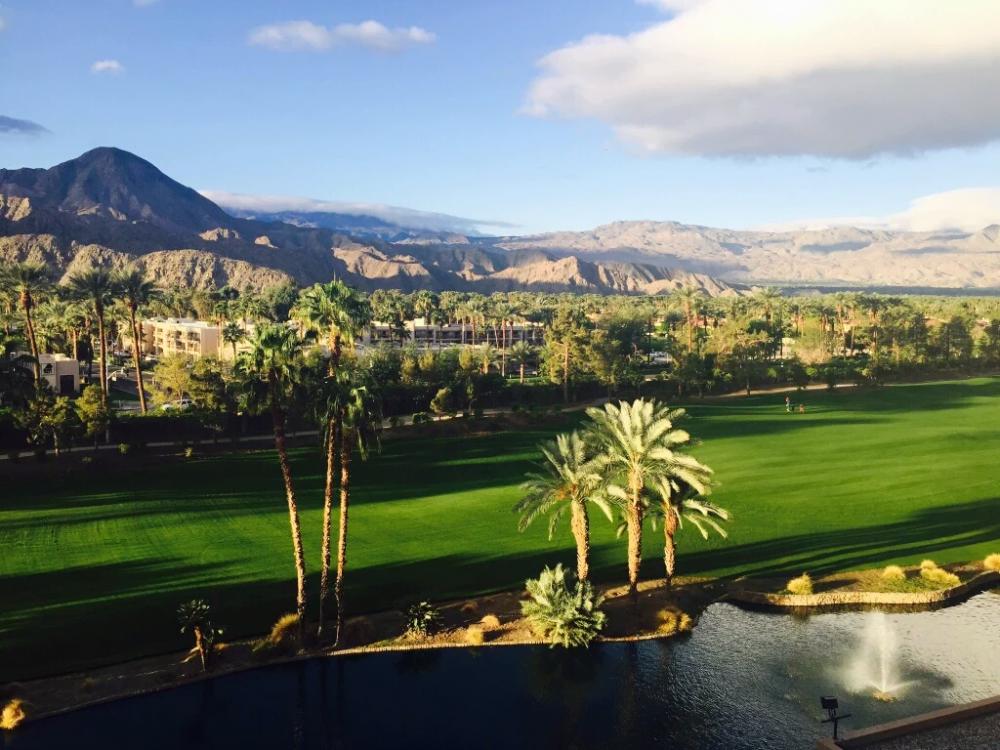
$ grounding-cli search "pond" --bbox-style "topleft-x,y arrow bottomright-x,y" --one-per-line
5,591 -> 999,749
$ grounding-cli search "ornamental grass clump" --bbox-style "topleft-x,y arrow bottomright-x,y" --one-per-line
984,553 -> 1000,573
786,573 -> 813,596
920,559 -> 937,572
254,613 -> 300,655
0,699 -> 26,731
920,564 -> 960,588
881,565 -> 906,583
479,614 -> 501,631
521,564 -> 606,648
465,626 -> 485,645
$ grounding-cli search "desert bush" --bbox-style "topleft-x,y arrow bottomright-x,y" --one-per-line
786,573 -> 813,596
521,564 -> 606,648
881,565 -> 906,582
254,613 -> 300,655
655,608 -> 694,634
118,443 -> 131,456
460,601 -> 479,615
919,559 -> 937,572
411,411 -> 431,425
465,626 -> 485,645
984,553 -> 1000,572
177,599 -> 222,672
479,614 -> 501,631
183,446 -> 195,459
405,601 -> 441,637
0,699 -> 26,730
920,566 -> 960,588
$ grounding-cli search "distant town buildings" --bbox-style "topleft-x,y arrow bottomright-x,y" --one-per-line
362,317 -> 544,348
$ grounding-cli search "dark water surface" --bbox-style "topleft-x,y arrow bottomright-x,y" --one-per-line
6,592 -> 998,750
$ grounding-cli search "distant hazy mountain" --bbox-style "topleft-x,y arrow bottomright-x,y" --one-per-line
0,148 -> 735,296
494,220 -> 1000,289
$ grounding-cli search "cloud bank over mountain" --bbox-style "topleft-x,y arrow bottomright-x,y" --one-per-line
201,191 -> 513,235
248,19 -> 435,53
527,0 -> 1000,158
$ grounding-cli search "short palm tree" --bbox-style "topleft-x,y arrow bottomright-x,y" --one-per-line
115,267 -> 158,414
236,323 -> 308,642
508,341 -> 534,383
515,431 -> 612,582
1,262 -> 52,383
644,482 -> 726,584
586,398 -> 712,594
66,268 -> 117,405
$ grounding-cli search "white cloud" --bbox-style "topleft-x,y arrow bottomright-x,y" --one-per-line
200,191 -> 512,234
526,0 -> 1000,158
91,59 -> 124,74
764,188 -> 1000,233
248,19 -> 436,53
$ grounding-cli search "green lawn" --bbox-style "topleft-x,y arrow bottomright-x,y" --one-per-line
2,378 -> 1000,681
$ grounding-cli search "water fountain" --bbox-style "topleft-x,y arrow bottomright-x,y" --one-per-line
845,611 -> 913,701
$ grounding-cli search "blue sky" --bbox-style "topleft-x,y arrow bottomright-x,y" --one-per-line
1,0 -> 998,234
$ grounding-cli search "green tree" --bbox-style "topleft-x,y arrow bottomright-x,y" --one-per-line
586,398 -> 710,594
236,323 -> 308,641
74,385 -> 111,450
515,432 -> 612,582
545,305 -> 591,402
221,321 -> 246,361
508,341 -> 534,384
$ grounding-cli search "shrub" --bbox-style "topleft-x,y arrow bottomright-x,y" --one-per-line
921,566 -> 960,588
521,564 -> 606,648
254,613 -> 300,654
786,573 -> 813,596
479,614 -> 501,631
404,601 -> 441,637
183,446 -> 195,459
881,565 -> 906,582
0,699 -> 26,730
984,553 -> 1000,572
411,411 -> 431,425
460,601 -> 479,615
465,626 -> 485,645
177,599 -> 222,672
920,559 -> 937,572
388,415 -> 401,428
118,443 -> 131,456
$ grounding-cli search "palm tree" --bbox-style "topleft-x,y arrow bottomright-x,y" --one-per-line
325,365 -> 381,645
646,477 -> 723,584
1,263 -> 51,383
236,323 -> 308,642
222,321 -> 246,361
672,287 -> 705,353
509,341 -> 534,383
515,432 -> 612,582
115,267 -> 158,414
66,268 -> 117,406
586,398 -> 710,594
292,282 -> 373,641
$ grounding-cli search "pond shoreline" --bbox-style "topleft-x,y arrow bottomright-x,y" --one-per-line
3,564 -> 997,729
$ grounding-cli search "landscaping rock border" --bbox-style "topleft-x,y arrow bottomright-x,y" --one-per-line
726,571 -> 999,610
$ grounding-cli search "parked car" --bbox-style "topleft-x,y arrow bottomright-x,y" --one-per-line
161,399 -> 193,412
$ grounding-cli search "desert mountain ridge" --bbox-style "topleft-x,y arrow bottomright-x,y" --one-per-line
2,147 -> 997,294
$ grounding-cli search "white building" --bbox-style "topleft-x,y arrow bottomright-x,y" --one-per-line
38,353 -> 80,395
362,317 -> 544,349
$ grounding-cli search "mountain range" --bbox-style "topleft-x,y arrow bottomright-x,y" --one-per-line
1,147 -> 997,296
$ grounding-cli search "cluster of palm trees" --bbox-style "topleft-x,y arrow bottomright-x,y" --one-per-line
516,398 -> 729,594
235,280 -> 382,645
0,262 -> 158,411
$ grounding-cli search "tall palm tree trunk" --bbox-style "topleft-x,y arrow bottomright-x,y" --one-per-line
128,307 -> 147,414
663,506 -> 678,584
21,294 -> 41,383
570,500 -> 591,582
271,399 -> 308,644
318,418 -> 341,639
626,501 -> 642,596
562,340 -> 570,403
96,305 -> 108,406
334,430 -> 353,646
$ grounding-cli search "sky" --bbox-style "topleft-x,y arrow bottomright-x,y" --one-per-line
1,0 -> 998,235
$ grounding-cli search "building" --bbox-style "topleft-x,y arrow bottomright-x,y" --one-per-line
38,353 -> 80,395
141,318 -> 257,361
362,317 -> 544,348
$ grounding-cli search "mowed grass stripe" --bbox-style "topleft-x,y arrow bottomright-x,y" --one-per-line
1,379 -> 999,681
